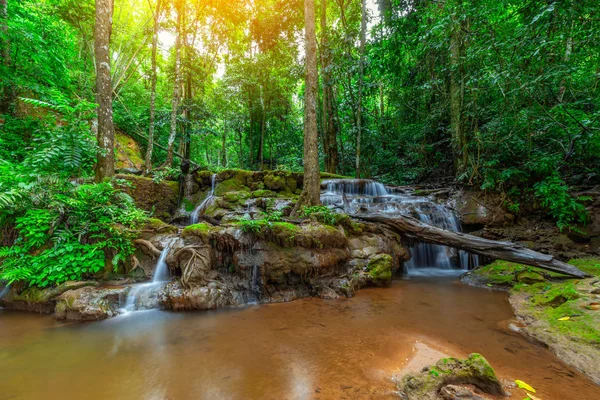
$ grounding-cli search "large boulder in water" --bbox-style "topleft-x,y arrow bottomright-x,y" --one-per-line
159,281 -> 235,311
0,281 -> 98,314
55,286 -> 127,321
396,353 -> 505,400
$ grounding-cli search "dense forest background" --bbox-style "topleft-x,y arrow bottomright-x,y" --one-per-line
1,0 -> 599,229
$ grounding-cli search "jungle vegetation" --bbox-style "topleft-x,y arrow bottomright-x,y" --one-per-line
0,0 -> 599,285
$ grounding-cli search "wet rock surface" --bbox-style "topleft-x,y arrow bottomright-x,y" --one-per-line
395,353 -> 505,400
55,286 -> 127,321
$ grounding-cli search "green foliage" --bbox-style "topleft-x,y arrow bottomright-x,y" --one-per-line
0,181 -> 146,287
534,174 -> 590,231
299,206 -> 347,226
237,217 -> 270,234
151,168 -> 181,184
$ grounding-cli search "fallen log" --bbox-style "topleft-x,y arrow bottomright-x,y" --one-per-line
356,213 -> 589,278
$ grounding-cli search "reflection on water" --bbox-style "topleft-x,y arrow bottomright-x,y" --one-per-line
1,278 -> 599,400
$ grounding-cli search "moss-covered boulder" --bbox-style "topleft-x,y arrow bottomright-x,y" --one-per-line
0,281 -> 99,313
397,353 -> 505,400
516,270 -> 545,284
55,286 -> 127,321
181,223 -> 215,243
367,254 -> 393,286
115,174 -> 179,220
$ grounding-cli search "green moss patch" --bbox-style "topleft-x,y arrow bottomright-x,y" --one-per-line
367,254 -> 393,287
397,353 -> 504,399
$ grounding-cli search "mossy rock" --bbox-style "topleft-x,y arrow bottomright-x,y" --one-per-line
252,189 -> 277,198
246,221 -> 347,249
215,178 -> 249,196
115,174 -> 179,220
115,132 -> 144,170
182,223 -> 214,243
264,174 -> 286,191
516,270 -> 546,284
143,218 -> 178,234
398,353 -> 504,400
223,191 -> 251,204
367,254 -> 393,287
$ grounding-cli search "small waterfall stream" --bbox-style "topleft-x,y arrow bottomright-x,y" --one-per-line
122,240 -> 173,312
190,174 -> 217,224
0,283 -> 10,300
321,179 -> 478,274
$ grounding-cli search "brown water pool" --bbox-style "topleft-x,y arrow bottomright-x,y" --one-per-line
1,276 -> 598,400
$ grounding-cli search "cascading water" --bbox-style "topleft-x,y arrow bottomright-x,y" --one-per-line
0,283 -> 10,300
122,240 -> 173,312
190,174 -> 217,224
321,179 -> 478,274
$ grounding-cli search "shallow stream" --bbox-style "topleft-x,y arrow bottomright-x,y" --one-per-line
1,275 -> 599,399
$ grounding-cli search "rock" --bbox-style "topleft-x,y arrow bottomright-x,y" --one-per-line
396,353 -> 505,400
452,190 -> 514,227
317,286 -> 340,300
351,249 -> 367,259
0,281 -> 99,314
367,254 -> 393,287
160,281 -> 234,311
115,174 -> 179,220
439,385 -> 487,400
516,270 -> 546,284
55,286 -> 126,321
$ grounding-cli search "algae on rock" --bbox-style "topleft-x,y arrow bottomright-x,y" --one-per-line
396,353 -> 505,400
367,254 -> 393,286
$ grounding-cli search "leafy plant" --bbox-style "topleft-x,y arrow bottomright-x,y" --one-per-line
0,181 -> 146,287
299,206 -> 347,226
534,175 -> 590,231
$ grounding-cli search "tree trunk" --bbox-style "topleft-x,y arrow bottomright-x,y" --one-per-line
320,0 -> 339,174
221,123 -> 227,167
292,0 -> 321,215
144,0 -> 161,175
356,0 -> 367,179
357,213 -> 589,278
165,0 -> 183,168
259,90 -> 266,170
94,0 -> 115,182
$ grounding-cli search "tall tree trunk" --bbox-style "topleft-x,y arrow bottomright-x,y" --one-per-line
450,0 -> 467,175
144,0 -> 161,174
292,0 -> 321,215
221,122 -> 227,167
94,0 -> 115,182
356,0 -> 367,179
165,0 -> 183,168
183,73 -> 192,160
259,89 -> 266,171
320,0 -> 339,174
238,126 -> 243,169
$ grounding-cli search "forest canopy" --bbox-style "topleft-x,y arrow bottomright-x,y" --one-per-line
0,0 -> 599,230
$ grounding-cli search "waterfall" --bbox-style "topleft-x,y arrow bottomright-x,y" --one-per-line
190,174 -> 217,225
152,242 -> 172,283
0,283 -> 10,300
321,179 -> 479,274
122,241 -> 173,312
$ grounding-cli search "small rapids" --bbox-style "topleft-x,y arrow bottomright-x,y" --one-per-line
121,240 -> 173,313
190,174 -> 217,225
321,179 -> 478,274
